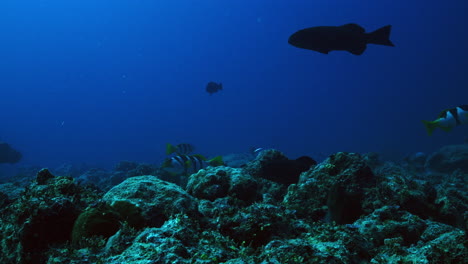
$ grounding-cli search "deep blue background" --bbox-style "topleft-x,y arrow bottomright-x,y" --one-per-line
1,0 -> 467,169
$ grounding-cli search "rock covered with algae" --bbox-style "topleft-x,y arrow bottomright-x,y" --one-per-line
0,148 -> 465,264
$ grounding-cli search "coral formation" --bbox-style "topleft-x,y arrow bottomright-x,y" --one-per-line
0,147 -> 466,263
425,144 -> 468,174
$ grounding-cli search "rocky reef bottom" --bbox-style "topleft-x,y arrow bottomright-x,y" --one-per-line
0,145 -> 466,264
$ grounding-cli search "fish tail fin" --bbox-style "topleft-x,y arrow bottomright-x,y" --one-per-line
422,120 -> 438,136
367,25 -> 395,46
166,143 -> 177,155
208,156 -> 224,167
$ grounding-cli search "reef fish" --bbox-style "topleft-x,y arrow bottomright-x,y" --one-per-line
422,105 -> 468,136
162,155 -> 224,175
206,82 -> 222,95
288,23 -> 394,55
166,143 -> 195,155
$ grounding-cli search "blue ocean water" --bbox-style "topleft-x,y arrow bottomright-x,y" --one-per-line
1,0 -> 467,170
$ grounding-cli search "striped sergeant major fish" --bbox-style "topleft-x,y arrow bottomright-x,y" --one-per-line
422,105 -> 468,136
166,143 -> 195,155
162,154 -> 224,176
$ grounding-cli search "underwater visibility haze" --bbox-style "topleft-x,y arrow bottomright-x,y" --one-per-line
1,0 -> 468,168
1,1 -> 468,263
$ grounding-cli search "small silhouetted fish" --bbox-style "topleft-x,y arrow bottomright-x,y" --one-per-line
288,23 -> 394,55
249,147 -> 265,156
206,82 -> 222,95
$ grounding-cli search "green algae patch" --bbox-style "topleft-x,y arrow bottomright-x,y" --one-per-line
71,203 -> 121,247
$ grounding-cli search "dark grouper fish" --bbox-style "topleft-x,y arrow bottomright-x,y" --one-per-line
0,142 -> 22,164
288,23 -> 394,55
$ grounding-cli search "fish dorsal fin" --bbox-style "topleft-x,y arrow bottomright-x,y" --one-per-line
438,108 -> 452,118
341,23 -> 365,33
166,143 -> 176,155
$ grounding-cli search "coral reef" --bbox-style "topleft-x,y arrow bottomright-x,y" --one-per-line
425,144 -> 468,174
0,147 -> 466,263
103,176 -> 200,227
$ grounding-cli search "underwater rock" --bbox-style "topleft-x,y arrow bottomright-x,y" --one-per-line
186,166 -> 259,204
105,215 -> 238,264
403,152 -> 428,173
75,162 -> 158,192
0,182 -> 24,202
243,149 -> 288,178
367,162 -> 439,220
76,168 -> 111,187
257,223 -> 373,264
53,163 -> 89,178
114,160 -> 139,172
243,149 -> 316,185
0,152 -> 465,263
0,191 -> 9,208
362,160 -> 466,230
356,206 -> 466,263
114,161 -> 158,178
36,168 -> 55,185
222,152 -> 255,168
362,152 -> 383,170
106,226 -> 190,263
102,176 -> 199,227
284,152 -> 375,223
434,178 -> 468,230
0,173 -> 98,264
71,199 -> 145,248
217,203 -> 299,248
324,153 -> 375,224
425,144 -> 468,174
8,165 -> 42,187
355,205 -> 427,246
72,202 -> 122,247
